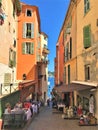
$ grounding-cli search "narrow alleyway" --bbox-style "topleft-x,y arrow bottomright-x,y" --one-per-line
23,106 -> 98,130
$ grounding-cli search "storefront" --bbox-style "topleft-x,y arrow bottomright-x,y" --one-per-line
54,81 -> 98,117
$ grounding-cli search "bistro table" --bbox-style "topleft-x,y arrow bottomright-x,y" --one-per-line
57,104 -> 65,112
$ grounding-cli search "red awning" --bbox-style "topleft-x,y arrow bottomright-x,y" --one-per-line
18,80 -> 36,102
54,81 -> 98,93
19,80 -> 36,89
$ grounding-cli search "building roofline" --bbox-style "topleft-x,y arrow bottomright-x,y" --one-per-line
21,2 -> 41,32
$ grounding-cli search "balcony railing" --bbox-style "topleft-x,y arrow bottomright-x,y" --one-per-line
42,47 -> 50,54
0,83 -> 18,96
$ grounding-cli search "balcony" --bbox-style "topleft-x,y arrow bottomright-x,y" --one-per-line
42,45 -> 50,54
66,27 -> 71,34
37,58 -> 49,65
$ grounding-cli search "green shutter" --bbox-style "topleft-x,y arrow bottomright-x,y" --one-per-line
31,23 -> 34,38
13,51 -> 16,67
30,43 -> 34,54
23,23 -> 26,38
83,25 -> 91,48
84,0 -> 86,5
22,43 -> 25,54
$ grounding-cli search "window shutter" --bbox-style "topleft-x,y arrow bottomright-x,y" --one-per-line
23,23 -> 26,38
31,23 -> 34,38
30,43 -> 34,54
70,37 -> 72,59
13,51 -> 16,67
83,25 -> 91,48
22,43 -> 25,54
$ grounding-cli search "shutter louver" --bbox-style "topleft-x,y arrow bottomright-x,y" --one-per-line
83,25 -> 91,48
22,43 -> 25,54
31,23 -> 34,38
31,43 -> 34,54
23,23 -> 26,38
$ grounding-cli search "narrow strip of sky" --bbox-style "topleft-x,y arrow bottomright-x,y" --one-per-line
21,0 -> 70,72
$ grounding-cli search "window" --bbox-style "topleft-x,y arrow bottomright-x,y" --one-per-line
13,3 -> 15,18
69,37 -> 72,59
8,22 -> 11,32
22,42 -> 34,54
9,49 -> 16,67
44,75 -> 46,81
37,54 -> 41,61
83,25 -> 91,48
85,64 -> 90,80
64,45 -> 68,62
26,10 -> 32,16
84,0 -> 90,14
68,65 -> 70,84
64,67 -> 66,84
23,23 -> 34,38
13,39 -> 16,47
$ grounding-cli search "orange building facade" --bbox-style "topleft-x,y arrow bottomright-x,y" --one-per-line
17,2 -> 41,101
55,30 -> 64,86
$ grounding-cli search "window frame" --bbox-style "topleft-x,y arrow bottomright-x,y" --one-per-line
85,64 -> 90,81
84,0 -> 90,14
83,24 -> 91,49
26,9 -> 32,17
22,42 -> 34,55
23,22 -> 34,39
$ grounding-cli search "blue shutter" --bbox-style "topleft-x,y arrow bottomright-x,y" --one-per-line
23,23 -> 26,38
31,23 -> 34,38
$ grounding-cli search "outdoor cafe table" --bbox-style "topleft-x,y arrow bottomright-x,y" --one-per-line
11,108 -> 32,120
57,104 -> 65,112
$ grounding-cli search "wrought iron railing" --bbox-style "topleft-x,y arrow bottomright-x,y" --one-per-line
0,83 -> 19,96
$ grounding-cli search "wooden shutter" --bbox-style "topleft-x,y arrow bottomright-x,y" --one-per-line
30,43 -> 34,54
31,23 -> 34,38
22,42 -> 26,54
83,25 -> 91,48
13,51 -> 16,67
23,23 -> 26,38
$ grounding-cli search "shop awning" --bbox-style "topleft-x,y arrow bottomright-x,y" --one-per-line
54,81 -> 98,93
19,80 -> 36,89
19,80 -> 36,102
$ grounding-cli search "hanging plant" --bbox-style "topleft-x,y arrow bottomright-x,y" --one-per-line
15,0 -> 21,13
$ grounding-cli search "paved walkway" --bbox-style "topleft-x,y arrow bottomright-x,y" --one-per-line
23,106 -> 98,130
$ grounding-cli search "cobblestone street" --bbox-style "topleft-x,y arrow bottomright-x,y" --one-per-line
23,106 -> 98,130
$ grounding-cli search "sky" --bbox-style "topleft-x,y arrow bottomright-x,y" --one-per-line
21,0 -> 70,72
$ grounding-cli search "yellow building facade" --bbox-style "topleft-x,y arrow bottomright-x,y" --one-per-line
63,0 -> 98,121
